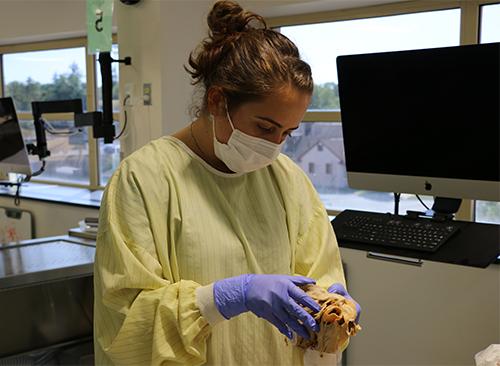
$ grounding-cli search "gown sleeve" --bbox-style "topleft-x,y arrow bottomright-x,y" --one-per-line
93,158 -> 211,366
291,170 -> 351,354
292,171 -> 347,290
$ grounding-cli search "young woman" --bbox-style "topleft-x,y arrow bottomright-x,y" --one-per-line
94,1 -> 360,365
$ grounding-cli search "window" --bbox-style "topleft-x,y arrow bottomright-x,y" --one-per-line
308,162 -> 315,174
3,47 -> 90,185
280,9 -> 460,112
1,38 -> 120,189
475,2 -> 500,224
280,8 -> 460,213
480,3 -> 500,43
326,163 -> 332,175
3,48 -> 87,112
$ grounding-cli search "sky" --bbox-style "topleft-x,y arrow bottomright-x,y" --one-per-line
281,8 -> 462,84
3,45 -> 119,85
283,3 -> 499,84
2,4 -> 499,86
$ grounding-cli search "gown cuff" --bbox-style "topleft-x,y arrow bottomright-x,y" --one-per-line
303,349 -> 341,366
195,283 -> 226,326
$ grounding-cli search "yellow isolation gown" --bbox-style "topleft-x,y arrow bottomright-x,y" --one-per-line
94,136 -> 346,365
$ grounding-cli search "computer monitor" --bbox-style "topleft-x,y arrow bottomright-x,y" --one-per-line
336,42 -> 500,202
0,97 -> 32,178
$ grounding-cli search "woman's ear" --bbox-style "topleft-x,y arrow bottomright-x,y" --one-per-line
207,87 -> 226,118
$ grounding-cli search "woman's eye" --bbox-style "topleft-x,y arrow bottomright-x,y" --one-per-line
258,125 -> 273,132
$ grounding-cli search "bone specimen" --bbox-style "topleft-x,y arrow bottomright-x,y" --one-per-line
295,284 -> 361,354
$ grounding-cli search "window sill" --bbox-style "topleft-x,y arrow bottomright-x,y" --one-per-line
0,182 -> 102,209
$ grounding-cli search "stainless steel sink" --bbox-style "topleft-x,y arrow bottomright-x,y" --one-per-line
0,237 -> 95,359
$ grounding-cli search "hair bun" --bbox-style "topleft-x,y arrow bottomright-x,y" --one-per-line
208,0 -> 266,37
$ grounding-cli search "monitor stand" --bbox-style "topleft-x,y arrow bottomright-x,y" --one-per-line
403,196 -> 462,222
421,197 -> 462,221
0,174 -> 26,207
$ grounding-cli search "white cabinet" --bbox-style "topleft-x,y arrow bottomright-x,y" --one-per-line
341,247 -> 500,365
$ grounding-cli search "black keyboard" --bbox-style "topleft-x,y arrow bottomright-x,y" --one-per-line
333,210 -> 461,252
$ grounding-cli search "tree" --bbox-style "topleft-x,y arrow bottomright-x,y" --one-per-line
44,63 -> 86,101
5,78 -> 43,112
5,63 -> 87,112
309,82 -> 340,110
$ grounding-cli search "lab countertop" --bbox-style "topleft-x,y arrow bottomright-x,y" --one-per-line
0,182 -> 102,208
0,236 -> 95,290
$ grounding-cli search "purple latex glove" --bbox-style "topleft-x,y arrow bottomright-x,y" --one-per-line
327,283 -> 361,323
214,274 -> 321,340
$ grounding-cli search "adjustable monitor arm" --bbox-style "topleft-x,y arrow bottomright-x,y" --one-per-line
26,52 -> 132,157
27,99 -> 83,160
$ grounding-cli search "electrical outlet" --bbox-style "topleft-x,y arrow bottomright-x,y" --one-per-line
124,83 -> 134,106
143,83 -> 152,105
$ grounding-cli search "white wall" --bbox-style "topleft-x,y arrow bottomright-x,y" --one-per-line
0,196 -> 99,238
0,0 -> 119,45
115,0 -> 207,158
160,1 -> 207,136
114,0 -> 163,157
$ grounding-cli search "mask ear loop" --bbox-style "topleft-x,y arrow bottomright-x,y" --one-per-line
209,114 -> 218,141
225,100 -> 236,131
210,113 -> 228,146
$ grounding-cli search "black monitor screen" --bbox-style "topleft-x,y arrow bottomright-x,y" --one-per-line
0,97 -> 25,161
337,43 -> 500,182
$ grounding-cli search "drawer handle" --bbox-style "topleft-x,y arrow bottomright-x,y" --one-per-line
367,252 -> 423,267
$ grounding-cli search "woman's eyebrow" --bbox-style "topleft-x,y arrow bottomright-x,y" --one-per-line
255,116 -> 299,130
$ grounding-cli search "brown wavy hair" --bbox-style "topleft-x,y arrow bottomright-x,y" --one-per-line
185,0 -> 313,116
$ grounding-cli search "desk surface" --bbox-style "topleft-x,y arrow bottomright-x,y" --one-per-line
0,183 -> 102,208
332,210 -> 500,268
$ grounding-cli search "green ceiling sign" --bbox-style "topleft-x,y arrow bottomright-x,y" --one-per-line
87,0 -> 114,54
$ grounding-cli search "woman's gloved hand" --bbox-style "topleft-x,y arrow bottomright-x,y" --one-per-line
327,283 -> 361,322
214,274 -> 321,340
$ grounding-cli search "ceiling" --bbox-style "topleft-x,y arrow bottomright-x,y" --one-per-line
242,0 -> 410,18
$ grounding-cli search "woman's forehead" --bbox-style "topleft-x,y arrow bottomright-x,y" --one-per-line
237,88 -> 310,126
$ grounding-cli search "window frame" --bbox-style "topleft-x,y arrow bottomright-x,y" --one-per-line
268,0 -> 499,219
326,163 -> 333,175
0,36 -> 119,190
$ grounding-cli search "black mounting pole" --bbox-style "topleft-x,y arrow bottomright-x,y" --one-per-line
95,52 -> 131,144
97,52 -> 115,144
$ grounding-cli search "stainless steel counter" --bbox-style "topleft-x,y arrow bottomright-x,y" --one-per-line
0,236 -> 95,359
0,236 -> 95,290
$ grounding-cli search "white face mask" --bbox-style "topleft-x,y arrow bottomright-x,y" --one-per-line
212,103 -> 284,173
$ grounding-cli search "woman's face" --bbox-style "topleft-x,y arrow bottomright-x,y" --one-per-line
212,86 -> 311,145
